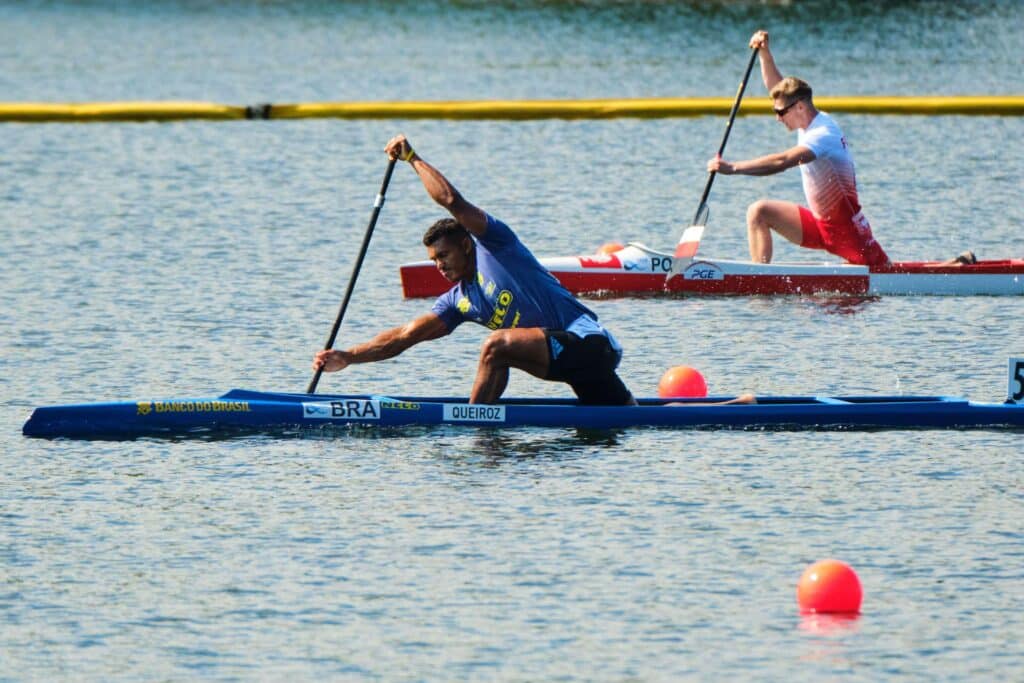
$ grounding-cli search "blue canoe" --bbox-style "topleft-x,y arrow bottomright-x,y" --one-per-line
21,388 -> 1024,439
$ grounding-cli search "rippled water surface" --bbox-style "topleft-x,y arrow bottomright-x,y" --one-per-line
2,1 -> 1023,680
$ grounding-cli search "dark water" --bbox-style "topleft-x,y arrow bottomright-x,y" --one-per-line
2,2 -> 1023,680
2,0 -> 1022,101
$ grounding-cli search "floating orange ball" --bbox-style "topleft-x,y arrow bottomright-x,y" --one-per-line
797,559 -> 863,614
657,366 -> 708,398
596,241 -> 625,255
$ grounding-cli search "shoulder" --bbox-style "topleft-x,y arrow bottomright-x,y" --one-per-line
807,112 -> 843,137
483,212 -> 513,235
478,213 -> 521,249
799,113 -> 841,152
432,282 -> 464,309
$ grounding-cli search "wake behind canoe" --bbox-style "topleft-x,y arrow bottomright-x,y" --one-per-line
21,388 -> 1024,439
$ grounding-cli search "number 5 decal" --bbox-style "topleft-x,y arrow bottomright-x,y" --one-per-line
1009,358 -> 1024,403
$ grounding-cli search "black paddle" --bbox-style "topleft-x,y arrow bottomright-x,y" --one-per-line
667,46 -> 759,280
307,158 -> 398,394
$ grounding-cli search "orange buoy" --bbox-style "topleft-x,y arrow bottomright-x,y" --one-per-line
797,559 -> 863,614
657,366 -> 708,398
596,241 -> 625,255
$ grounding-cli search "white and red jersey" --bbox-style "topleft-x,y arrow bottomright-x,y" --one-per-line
797,112 -> 863,225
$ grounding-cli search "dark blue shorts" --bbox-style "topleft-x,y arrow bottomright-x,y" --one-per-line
544,331 -> 633,406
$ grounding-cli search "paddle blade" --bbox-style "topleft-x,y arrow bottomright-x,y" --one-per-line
666,225 -> 705,280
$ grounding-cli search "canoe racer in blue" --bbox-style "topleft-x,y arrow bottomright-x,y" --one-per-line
313,134 -> 636,406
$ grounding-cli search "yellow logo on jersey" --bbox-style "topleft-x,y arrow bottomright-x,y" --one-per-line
485,281 -> 495,297
486,290 -> 514,329
457,296 -> 471,313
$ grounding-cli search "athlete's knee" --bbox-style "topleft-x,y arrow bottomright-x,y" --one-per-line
479,330 -> 514,366
746,200 -> 772,228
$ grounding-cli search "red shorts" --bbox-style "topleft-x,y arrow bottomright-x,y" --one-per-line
799,206 -> 890,266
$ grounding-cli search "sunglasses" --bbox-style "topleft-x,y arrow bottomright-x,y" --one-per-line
773,99 -> 803,117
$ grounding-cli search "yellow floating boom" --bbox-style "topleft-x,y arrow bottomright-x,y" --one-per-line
0,101 -> 247,122
272,96 -> 1024,120
1,96 -> 1021,122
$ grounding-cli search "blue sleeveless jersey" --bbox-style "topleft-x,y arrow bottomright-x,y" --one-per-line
431,214 -> 618,348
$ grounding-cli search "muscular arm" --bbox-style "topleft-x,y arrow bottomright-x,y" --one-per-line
408,155 -> 489,236
750,30 -> 783,92
313,313 -> 450,372
385,134 -> 489,236
710,145 -> 815,177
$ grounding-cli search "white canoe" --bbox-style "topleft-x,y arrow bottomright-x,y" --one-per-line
399,243 -> 1024,298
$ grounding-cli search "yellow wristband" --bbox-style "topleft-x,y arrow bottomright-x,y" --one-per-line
401,147 -> 416,162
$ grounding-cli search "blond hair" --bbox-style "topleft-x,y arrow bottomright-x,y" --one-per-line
770,77 -> 813,104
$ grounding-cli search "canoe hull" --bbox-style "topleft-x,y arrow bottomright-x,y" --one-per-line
22,389 -> 1024,439
399,244 -> 1024,297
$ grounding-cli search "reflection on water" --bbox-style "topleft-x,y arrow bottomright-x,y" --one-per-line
470,428 -> 622,462
795,613 -> 861,669
797,612 -> 862,636
305,424 -> 625,452
585,291 -> 884,316
799,295 -> 882,315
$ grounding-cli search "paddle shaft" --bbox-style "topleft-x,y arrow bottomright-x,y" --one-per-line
691,46 -> 759,225
307,158 -> 397,394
